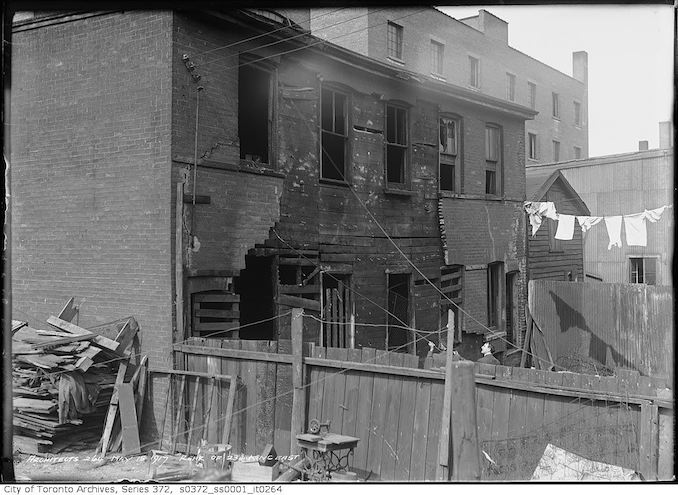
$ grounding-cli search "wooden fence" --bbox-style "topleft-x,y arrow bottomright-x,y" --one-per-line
167,312 -> 673,480
528,280 -> 674,381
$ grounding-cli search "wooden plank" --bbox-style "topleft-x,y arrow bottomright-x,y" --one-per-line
276,294 -> 321,312
290,309 -> 305,454
657,408 -> 674,480
98,358 -> 129,455
508,367 -> 531,441
205,339 -> 220,444
195,309 -> 240,319
182,193 -> 211,204
185,376 -> 201,453
171,375 -> 186,454
118,383 -> 141,456
409,376 -> 432,481
425,379 -> 444,481
436,316 -> 455,481
474,364 -> 496,447
279,285 -> 320,295
639,402 -> 659,480
31,333 -> 94,350
46,316 -> 120,353
306,346 -> 323,433
174,343 -> 294,364
240,340 -> 258,455
540,370 -> 565,452
175,182 -> 184,343
326,347 -> 348,438
352,347 -> 375,474
366,350 -> 389,480
255,340 -> 276,452
114,320 -> 137,356
449,361 -> 481,481
221,375 -> 237,447
341,348 -> 362,438
194,294 -> 240,303
320,348 -> 337,431
396,373 -> 417,481
521,308 -> 533,368
303,357 -> 444,380
273,339 -> 292,456
559,372 -> 583,456
153,369 -> 234,381
57,298 -> 78,323
380,353 -> 404,481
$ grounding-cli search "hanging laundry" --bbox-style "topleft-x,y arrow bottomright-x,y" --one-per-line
525,201 -> 557,236
555,214 -> 576,240
623,212 -> 647,247
605,216 -> 623,249
576,216 -> 603,233
644,205 -> 667,223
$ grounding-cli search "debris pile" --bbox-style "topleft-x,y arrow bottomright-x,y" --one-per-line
11,299 -> 142,454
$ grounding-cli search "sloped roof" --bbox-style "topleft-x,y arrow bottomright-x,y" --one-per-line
525,168 -> 590,215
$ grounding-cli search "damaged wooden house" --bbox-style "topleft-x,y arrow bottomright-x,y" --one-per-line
10,9 -> 535,443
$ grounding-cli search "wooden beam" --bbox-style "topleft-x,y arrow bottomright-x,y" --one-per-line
290,308 -> 305,455
46,316 -> 120,353
174,343 -> 294,364
436,313 -> 455,480
98,358 -> 129,456
152,369 -> 235,382
176,181 -> 185,345
639,402 -> 659,480
221,378 -> 237,446
57,297 -> 78,323
182,194 -> 211,204
119,383 -> 141,456
276,294 -> 321,312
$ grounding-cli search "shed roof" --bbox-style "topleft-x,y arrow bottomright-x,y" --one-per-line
525,168 -> 590,215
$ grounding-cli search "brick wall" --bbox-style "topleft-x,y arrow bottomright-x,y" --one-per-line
11,11 -> 175,440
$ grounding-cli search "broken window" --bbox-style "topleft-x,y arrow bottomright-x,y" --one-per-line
629,257 -> 656,285
485,125 -> 501,195
322,273 -> 353,348
487,262 -> 503,329
238,63 -> 272,164
440,117 -> 460,192
321,87 -> 348,181
386,104 -> 408,185
387,272 -> 411,352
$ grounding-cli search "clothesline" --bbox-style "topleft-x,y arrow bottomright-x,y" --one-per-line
524,201 -> 672,249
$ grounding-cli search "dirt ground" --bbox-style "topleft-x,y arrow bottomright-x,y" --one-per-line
13,446 -> 200,482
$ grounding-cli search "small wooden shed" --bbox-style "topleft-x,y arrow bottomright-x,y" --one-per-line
526,169 -> 590,282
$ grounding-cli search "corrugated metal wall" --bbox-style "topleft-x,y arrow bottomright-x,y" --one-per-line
559,151 -> 673,285
528,280 -> 674,381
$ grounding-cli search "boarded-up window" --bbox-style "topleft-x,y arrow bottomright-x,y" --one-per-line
322,273 -> 353,348
191,291 -> 240,338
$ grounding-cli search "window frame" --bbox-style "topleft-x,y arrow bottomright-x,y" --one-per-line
439,114 -> 462,193
552,91 -> 560,119
629,257 -> 658,285
506,72 -> 516,102
574,100 -> 582,127
320,85 -> 350,183
430,39 -> 445,77
387,21 -> 404,61
552,140 -> 561,162
485,124 -> 502,196
385,101 -> 410,189
487,262 -> 504,330
385,271 -> 414,353
528,81 -> 537,110
469,56 -> 480,88
528,132 -> 538,160
238,58 -> 277,169
573,146 -> 582,159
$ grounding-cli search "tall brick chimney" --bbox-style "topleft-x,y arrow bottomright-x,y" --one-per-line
659,121 -> 672,149
638,140 -> 649,151
572,51 -> 588,84
478,10 -> 508,44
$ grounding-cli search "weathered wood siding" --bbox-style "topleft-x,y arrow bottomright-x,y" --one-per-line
528,280 -> 674,381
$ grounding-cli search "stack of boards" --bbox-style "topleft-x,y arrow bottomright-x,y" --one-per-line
11,312 -> 139,454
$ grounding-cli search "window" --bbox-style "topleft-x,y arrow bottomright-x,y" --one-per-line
485,125 -> 501,195
487,262 -> 503,329
553,140 -> 561,162
430,40 -> 444,75
574,101 -> 581,126
552,92 -> 560,118
528,82 -> 536,109
574,146 -> 582,159
469,56 -> 480,88
387,273 -> 411,351
506,73 -> 516,101
320,87 -> 348,181
387,22 -> 403,60
386,104 -> 408,185
239,64 -> 272,164
629,257 -> 656,285
528,133 -> 538,160
439,117 -> 460,191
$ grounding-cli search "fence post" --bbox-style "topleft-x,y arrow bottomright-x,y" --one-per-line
449,360 -> 482,480
436,313 -> 455,480
290,308 -> 305,455
639,402 -> 659,480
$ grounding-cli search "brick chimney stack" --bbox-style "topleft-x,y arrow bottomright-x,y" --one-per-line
572,51 -> 588,85
638,141 -> 649,151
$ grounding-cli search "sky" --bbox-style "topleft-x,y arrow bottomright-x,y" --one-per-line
437,5 -> 674,157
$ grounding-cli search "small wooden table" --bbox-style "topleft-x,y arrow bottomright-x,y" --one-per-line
296,433 -> 359,481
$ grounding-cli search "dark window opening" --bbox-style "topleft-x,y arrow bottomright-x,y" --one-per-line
387,273 -> 410,352
485,170 -> 496,195
630,257 -> 656,285
321,88 -> 348,181
485,125 -> 501,195
528,133 -> 537,160
239,256 -> 276,340
505,271 -> 517,343
239,64 -> 271,164
440,117 -> 459,192
487,262 -> 503,329
386,105 -> 408,185
553,140 -> 561,162
552,92 -> 560,118
441,163 -> 455,191
322,273 -> 352,348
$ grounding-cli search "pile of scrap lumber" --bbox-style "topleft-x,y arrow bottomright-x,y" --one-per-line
11,299 -> 143,454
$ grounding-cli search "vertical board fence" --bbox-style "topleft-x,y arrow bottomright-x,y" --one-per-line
528,280 -> 674,382
169,327 -> 673,480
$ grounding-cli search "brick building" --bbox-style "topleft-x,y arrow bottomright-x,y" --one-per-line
285,7 -> 588,165
11,9 -> 534,436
